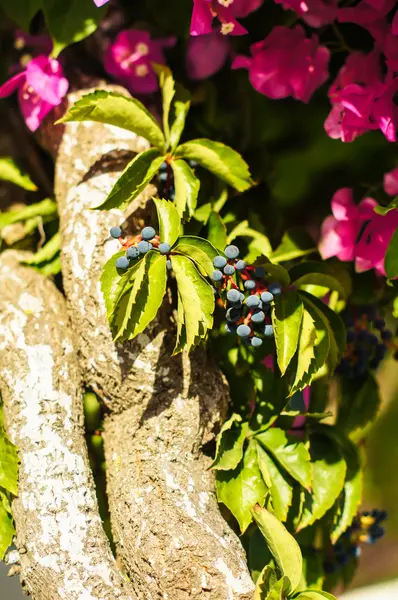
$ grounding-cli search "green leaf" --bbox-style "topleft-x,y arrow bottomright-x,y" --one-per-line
216,440 -> 267,533
384,227 -> 398,279
253,566 -> 279,600
0,429 -> 19,496
331,437 -> 362,543
169,84 -> 191,151
296,592 -> 337,600
94,149 -> 164,211
0,157 -> 37,190
22,232 -> 60,265
171,254 -> 214,352
289,308 -> 317,395
207,211 -> 227,250
289,261 -> 352,299
299,291 -> 346,357
154,197 -> 181,246
270,228 -> 316,263
43,0 -> 106,57
33,255 -> 62,276
0,493 -> 14,560
300,295 -> 332,377
338,374 -> 381,440
57,90 -> 166,151
255,428 -> 312,490
176,139 -> 253,192
211,414 -> 248,471
173,236 -> 218,277
112,252 -> 167,341
0,199 -> 57,232
193,188 -> 228,224
0,0 -> 41,30
153,64 -> 175,147
300,549 -> 324,591
297,432 -> 347,531
170,159 -> 200,220
252,256 -> 291,288
252,505 -> 303,593
101,251 -> 144,320
272,290 -> 304,375
256,444 -> 293,522
374,197 -> 398,215
266,577 -> 291,600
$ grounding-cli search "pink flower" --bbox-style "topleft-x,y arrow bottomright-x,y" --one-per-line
319,188 -> 377,262
275,0 -> 337,27
0,55 -> 68,131
186,32 -> 231,80
104,30 -> 176,95
355,210 -> 398,276
384,167 -> 398,196
338,0 -> 396,42
232,26 -> 330,103
94,0 -> 109,5
325,50 -> 398,142
190,0 -> 248,36
232,0 -> 264,17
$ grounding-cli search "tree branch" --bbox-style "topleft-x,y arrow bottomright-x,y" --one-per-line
55,89 -> 255,599
0,252 -> 138,600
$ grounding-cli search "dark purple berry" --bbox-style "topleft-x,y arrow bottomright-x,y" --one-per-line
126,246 -> 139,259
264,324 -> 274,337
246,295 -> 260,308
268,282 -> 282,295
251,310 -> 265,324
254,266 -> 265,278
237,324 -> 251,338
116,256 -> 129,270
261,291 -> 274,304
214,256 -> 227,268
226,307 -> 241,322
159,242 -> 171,254
211,270 -> 223,282
224,265 -> 235,276
110,226 -> 122,239
244,280 -> 256,290
381,330 -> 393,341
137,241 -> 152,254
141,226 -> 156,241
235,260 -> 246,271
227,289 -> 241,303
224,245 -> 239,259
251,337 -> 263,347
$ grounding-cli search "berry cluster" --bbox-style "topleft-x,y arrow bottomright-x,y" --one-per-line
324,509 -> 387,574
337,306 -> 397,377
157,162 -> 175,201
110,226 -> 171,270
211,244 -> 282,347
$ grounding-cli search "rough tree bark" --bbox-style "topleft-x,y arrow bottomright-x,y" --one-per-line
0,252 -> 137,600
54,89 -> 255,599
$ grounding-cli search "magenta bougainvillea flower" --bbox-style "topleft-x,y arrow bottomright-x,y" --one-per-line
186,32 -> 231,79
355,210 -> 398,276
338,0 -> 396,42
190,0 -> 252,36
325,50 -> 398,143
384,167 -> 398,196
274,0 -> 338,27
0,55 -> 68,131
232,0 -> 264,17
93,0 -> 109,6
319,188 -> 377,262
104,30 -> 176,95
232,26 -> 330,103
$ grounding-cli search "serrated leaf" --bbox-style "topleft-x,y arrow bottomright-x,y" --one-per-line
256,444 -> 293,522
171,254 -> 214,352
253,566 -> 279,600
154,197 -> 181,246
296,592 -> 336,600
43,0 -> 106,57
299,291 -> 346,357
173,236 -> 218,277
331,437 -> 362,543
101,251 -> 144,320
153,64 -> 175,147
170,159 -> 200,220
216,440 -> 267,533
244,231 -> 274,263
94,149 -> 164,211
0,489 -> 12,515
289,261 -> 352,299
113,252 -> 167,341
0,494 -> 14,560
0,157 -> 37,190
22,232 -> 60,265
272,290 -> 304,375
211,414 -> 248,471
0,199 -> 57,232
255,428 -> 312,490
173,290 -> 187,355
57,91 -> 166,151
289,308 -> 317,395
0,430 -> 19,496
338,373 -> 381,440
297,432 -> 347,531
270,228 -> 316,263
266,577 -> 291,600
169,84 -> 191,151
300,295 -> 332,376
207,211 -> 227,250
384,227 -> 398,279
176,139 -> 253,192
0,0 -> 41,30
252,505 -> 303,594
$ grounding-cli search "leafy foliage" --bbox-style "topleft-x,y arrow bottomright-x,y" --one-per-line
0,157 -> 37,190
0,405 -> 18,559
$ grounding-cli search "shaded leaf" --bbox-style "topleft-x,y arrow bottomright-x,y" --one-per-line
23,232 -> 60,265
300,295 -> 332,376
289,308 -> 317,395
299,291 -> 346,357
331,437 -> 362,543
0,494 -> 14,560
153,64 -> 175,146
384,227 -> 398,279
296,592 -> 337,600
173,235 -> 218,277
211,414 -> 248,471
272,290 -> 304,375
301,548 -> 324,591
171,159 -> 200,220
176,139 -> 253,192
170,84 -> 191,151
271,228 -> 316,263
338,374 -> 381,439
256,444 -> 293,522
0,0 -> 41,30
252,256 -> 291,288
57,90 -> 165,150
101,251 -> 143,319
0,157 -> 37,190
289,261 -> 352,299
0,199 -> 57,232
207,211 -> 227,250
253,566 -> 279,600
154,197 -> 181,246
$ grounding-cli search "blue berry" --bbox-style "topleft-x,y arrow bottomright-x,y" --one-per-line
224,265 -> 235,276
251,337 -> 263,347
159,242 -> 171,254
264,324 -> 274,337
244,280 -> 256,290
375,343 -> 387,359
346,330 -> 355,343
237,324 -> 251,338
374,318 -> 385,330
166,259 -> 172,270
227,289 -> 241,303
224,245 -> 239,259
268,282 -> 282,295
225,323 -> 236,334
211,270 -> 223,282
126,246 -> 140,259
381,329 -> 392,341
159,161 -> 167,172
141,226 -> 156,241
137,241 -> 152,254
255,266 -> 265,278
235,260 -> 246,271
251,310 -> 265,324
214,256 -> 227,269
368,333 -> 379,345
110,226 -> 122,239
226,307 -> 241,322
116,256 -> 129,270
246,295 -> 260,309
261,291 -> 274,304
159,172 -> 168,182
